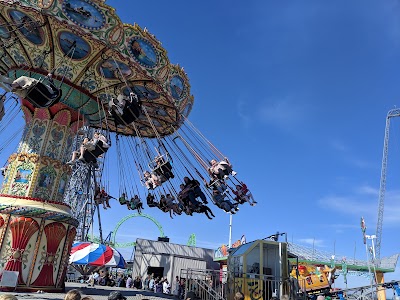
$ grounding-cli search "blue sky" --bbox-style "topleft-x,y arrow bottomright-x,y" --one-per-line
2,0 -> 400,288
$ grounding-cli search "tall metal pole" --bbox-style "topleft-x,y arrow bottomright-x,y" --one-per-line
376,108 -> 400,261
365,236 -> 374,293
370,235 -> 377,260
366,235 -> 378,283
228,213 -> 233,248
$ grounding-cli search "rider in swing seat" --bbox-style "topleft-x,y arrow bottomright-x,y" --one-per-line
80,132 -> 110,163
204,178 -> 228,194
212,189 -> 238,214
10,74 -> 61,108
67,132 -> 110,165
159,195 -> 170,213
94,186 -> 111,209
153,156 -> 174,180
130,195 -> 143,213
146,193 -> 158,208
119,192 -> 128,205
109,92 -> 141,125
208,157 -> 237,180
164,194 -> 182,219
183,176 -> 208,205
232,182 -> 257,206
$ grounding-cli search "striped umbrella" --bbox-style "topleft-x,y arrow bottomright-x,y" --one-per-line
69,242 -> 126,268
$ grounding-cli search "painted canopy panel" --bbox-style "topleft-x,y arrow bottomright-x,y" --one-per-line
0,0 -> 194,137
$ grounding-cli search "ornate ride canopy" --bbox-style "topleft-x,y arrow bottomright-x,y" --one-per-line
0,0 -> 194,137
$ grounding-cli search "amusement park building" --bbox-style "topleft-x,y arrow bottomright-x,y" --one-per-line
132,238 -> 219,284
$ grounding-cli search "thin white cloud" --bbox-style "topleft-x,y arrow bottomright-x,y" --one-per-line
329,223 -> 360,229
326,223 -> 360,234
380,0 -> 400,48
327,139 -> 376,169
356,185 -> 379,196
256,97 -> 312,131
347,157 -> 376,169
318,185 -> 400,227
297,238 -> 325,247
258,98 -> 298,125
318,195 -> 374,216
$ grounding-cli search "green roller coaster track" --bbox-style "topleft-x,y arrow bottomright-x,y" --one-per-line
89,213 -> 164,247
110,213 -> 165,248
89,213 -> 196,248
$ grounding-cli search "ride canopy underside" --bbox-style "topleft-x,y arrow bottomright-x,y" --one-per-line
0,0 -> 193,137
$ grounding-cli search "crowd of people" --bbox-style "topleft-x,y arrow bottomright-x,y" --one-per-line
86,271 -> 185,298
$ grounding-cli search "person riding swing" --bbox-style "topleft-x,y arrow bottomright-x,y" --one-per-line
2,74 -> 62,108
183,176 -> 208,205
67,132 -> 110,165
109,91 -> 142,125
130,195 -> 143,213
153,155 -> 174,180
146,193 -> 159,208
208,157 -> 237,180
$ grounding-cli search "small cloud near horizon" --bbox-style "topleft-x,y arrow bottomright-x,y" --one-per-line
297,238 -> 325,247
318,185 -> 400,227
256,96 -> 312,131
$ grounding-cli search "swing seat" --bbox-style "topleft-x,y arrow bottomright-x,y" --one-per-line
145,180 -> 155,190
25,80 -> 62,108
82,140 -> 109,163
146,195 -> 157,207
154,161 -> 174,180
159,203 -> 168,212
238,198 -> 246,204
112,101 -> 141,126
147,201 -> 158,208
217,201 -> 231,213
0,101 -> 4,121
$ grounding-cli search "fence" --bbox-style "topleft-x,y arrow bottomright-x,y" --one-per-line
180,268 -> 308,300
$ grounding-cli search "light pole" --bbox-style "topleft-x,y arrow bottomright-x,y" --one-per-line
365,235 -> 377,261
366,235 -> 378,285
364,236 -> 373,288
365,234 -> 380,300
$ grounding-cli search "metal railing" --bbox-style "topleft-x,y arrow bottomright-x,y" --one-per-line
181,268 -> 226,300
180,268 -> 308,300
